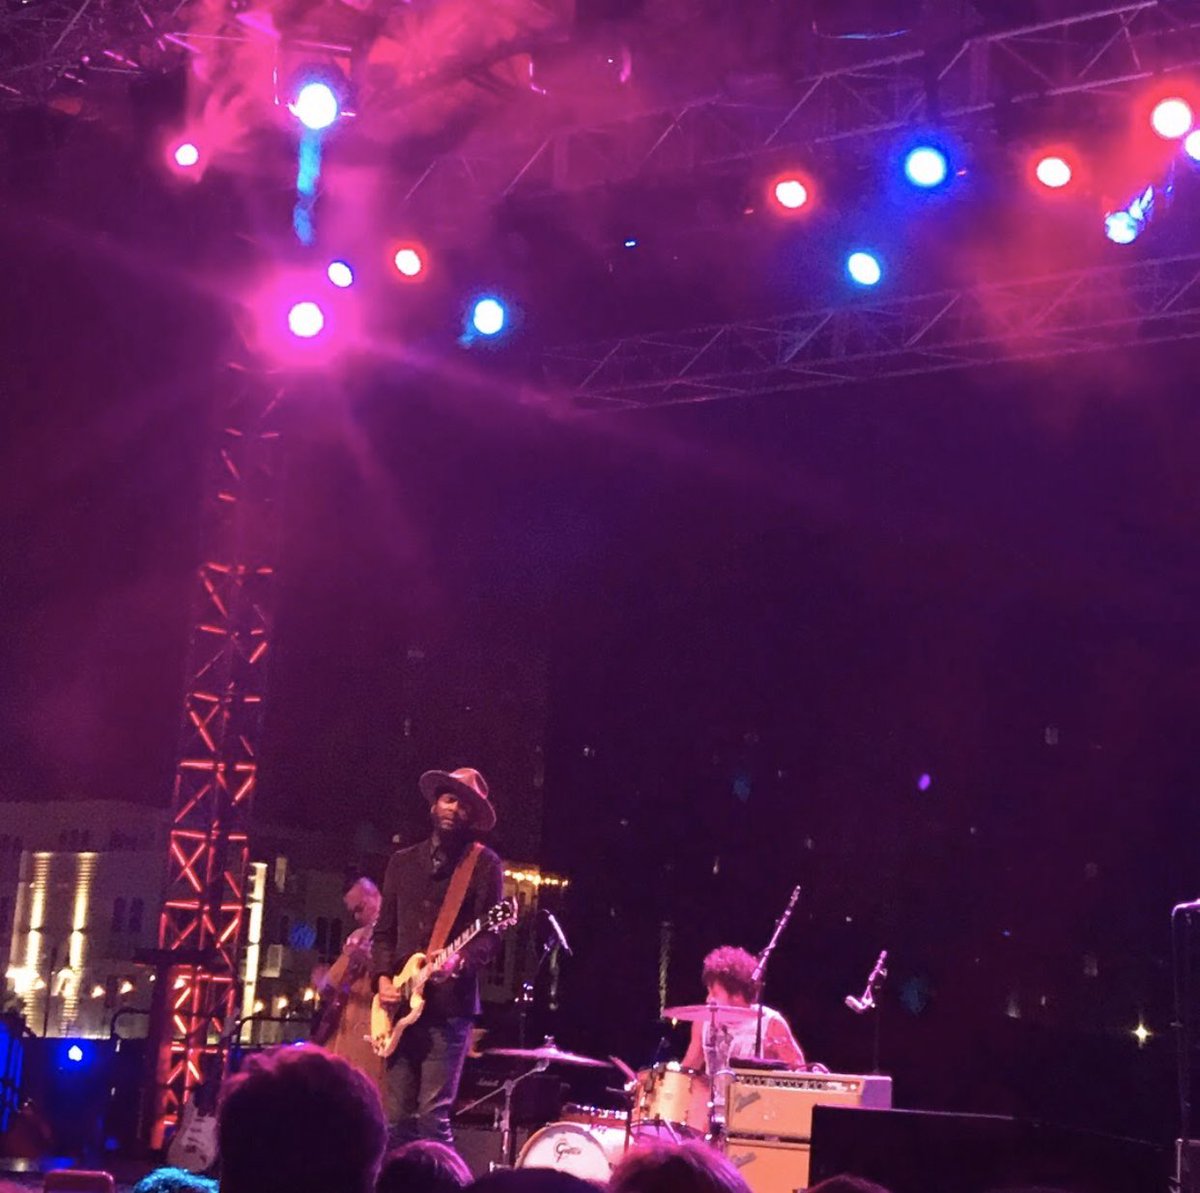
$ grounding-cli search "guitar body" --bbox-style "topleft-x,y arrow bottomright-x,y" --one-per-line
369,952 -> 431,1059
166,1100 -> 219,1173
369,898 -> 519,1060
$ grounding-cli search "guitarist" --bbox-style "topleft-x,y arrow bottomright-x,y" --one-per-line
373,767 -> 503,1148
312,877 -> 384,1086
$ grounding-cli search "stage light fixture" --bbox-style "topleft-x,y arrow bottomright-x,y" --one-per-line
1104,183 -> 1156,245
1185,130 -> 1200,162
1104,210 -> 1141,245
1034,155 -> 1072,189
846,251 -> 883,287
67,1045 -> 83,1063
288,300 -> 326,338
172,142 -> 200,169
290,80 -> 340,132
393,246 -> 424,278
772,177 -> 810,211
327,261 -> 354,288
1150,96 -> 1193,139
904,145 -> 948,189
471,297 -> 507,337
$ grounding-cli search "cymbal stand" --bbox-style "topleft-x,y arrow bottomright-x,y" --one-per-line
752,886 -> 801,1057
456,1060 -> 549,1169
705,1005 -> 733,1146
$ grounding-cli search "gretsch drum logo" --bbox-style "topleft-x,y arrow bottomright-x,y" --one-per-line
554,1138 -> 583,1162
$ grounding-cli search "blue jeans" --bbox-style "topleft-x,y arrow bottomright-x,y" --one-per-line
382,1017 -> 472,1147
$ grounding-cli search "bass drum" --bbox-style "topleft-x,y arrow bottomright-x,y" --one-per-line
516,1121 -> 684,1180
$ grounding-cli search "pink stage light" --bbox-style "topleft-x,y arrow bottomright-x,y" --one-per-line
288,301 -> 325,339
173,142 -> 200,168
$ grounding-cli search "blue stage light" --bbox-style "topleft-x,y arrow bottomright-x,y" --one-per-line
471,298 -> 507,337
327,261 -> 354,288
846,251 -> 883,287
291,81 -> 340,132
904,145 -> 948,189
67,1045 -> 83,1063
1104,211 -> 1141,245
1104,184 -> 1156,245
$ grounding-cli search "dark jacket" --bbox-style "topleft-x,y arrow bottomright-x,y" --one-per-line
372,836 -> 504,1020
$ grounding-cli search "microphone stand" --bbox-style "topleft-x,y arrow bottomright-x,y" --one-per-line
845,950 -> 889,1074
752,886 -> 802,1058
517,916 -> 562,1047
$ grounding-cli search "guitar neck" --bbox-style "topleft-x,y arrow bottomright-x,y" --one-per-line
396,916 -> 488,999
429,917 -> 484,968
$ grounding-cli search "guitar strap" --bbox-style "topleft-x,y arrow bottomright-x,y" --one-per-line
427,841 -> 484,955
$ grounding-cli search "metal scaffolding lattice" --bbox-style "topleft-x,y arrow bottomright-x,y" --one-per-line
0,0 -> 186,108
404,0 -> 1200,203
542,252 -> 1200,410
152,360 -> 282,1146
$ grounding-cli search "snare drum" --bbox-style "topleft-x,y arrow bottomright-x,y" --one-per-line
516,1121 -> 681,1180
633,1062 -> 711,1134
561,1103 -> 630,1130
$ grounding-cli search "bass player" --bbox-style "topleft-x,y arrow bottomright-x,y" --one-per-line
372,767 -> 504,1147
312,877 -> 384,1087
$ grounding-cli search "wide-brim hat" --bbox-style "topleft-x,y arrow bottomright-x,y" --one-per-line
419,767 -> 497,832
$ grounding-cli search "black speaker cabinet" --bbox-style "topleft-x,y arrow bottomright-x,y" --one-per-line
453,1123 -> 531,1178
808,1106 -> 1166,1193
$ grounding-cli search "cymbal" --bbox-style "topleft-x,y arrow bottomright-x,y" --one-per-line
663,1003 -> 759,1024
486,1044 -> 611,1069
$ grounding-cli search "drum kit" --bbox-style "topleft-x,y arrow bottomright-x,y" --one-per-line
469,1003 -> 754,1181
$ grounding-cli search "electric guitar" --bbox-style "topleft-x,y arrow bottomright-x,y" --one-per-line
369,897 -> 519,1059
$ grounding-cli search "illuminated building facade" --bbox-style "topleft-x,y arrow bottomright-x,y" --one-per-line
1,801 -> 566,1041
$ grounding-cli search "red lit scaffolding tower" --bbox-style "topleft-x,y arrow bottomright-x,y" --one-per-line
148,360 -> 283,1147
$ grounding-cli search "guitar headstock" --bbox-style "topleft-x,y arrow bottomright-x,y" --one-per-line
487,897 -> 520,932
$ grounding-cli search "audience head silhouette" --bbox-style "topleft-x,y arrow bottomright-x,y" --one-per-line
610,1141 -> 752,1193
218,1045 -> 386,1193
377,1141 -> 470,1193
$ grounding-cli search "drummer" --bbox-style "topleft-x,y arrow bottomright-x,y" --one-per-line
680,946 -> 805,1074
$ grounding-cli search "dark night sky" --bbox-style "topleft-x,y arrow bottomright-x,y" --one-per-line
2,103 -> 1200,1143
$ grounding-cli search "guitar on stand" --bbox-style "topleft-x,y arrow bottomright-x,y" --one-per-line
165,1012 -> 241,1174
369,898 -> 519,1059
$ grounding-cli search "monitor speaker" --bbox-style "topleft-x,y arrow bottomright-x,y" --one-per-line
808,1106 -> 1166,1193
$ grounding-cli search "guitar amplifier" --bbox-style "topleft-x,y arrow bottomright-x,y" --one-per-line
725,1071 -> 892,1141
725,1136 -> 810,1193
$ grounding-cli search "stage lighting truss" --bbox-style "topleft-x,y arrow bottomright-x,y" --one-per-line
0,0 -> 188,108
398,1 -> 1200,205
542,252 -> 1200,411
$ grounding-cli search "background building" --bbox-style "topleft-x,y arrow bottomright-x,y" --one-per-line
2,801 -> 565,1044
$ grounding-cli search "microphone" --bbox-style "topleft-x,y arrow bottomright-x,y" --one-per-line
845,950 -> 888,1015
545,911 -> 573,956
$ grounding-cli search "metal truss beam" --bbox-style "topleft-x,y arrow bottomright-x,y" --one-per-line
0,0 -> 186,109
542,252 -> 1200,410
152,360 -> 282,1146
407,0 -> 1200,204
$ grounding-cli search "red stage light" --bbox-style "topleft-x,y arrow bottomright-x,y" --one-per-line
1034,155 -> 1072,189
1150,96 -> 1193,139
769,173 -> 813,213
392,244 -> 426,279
